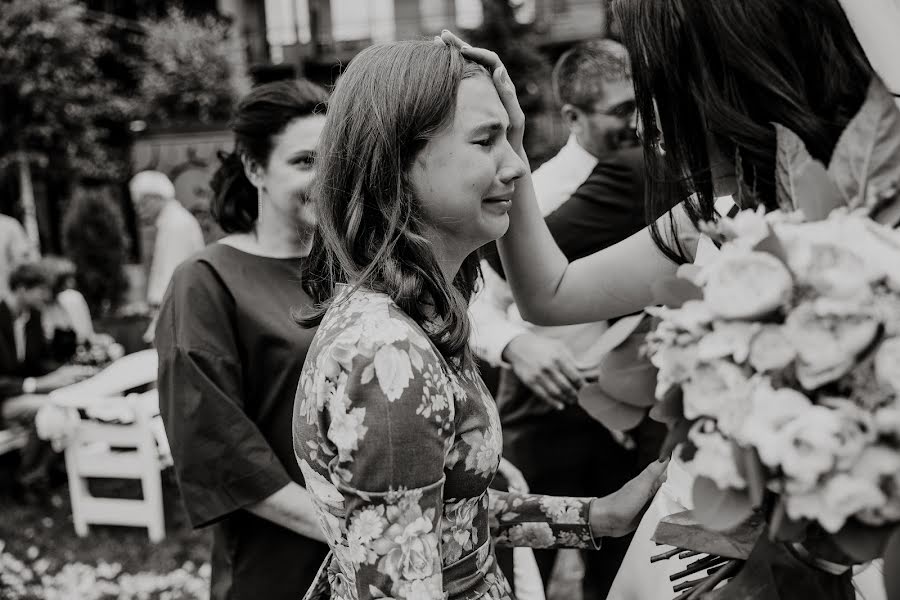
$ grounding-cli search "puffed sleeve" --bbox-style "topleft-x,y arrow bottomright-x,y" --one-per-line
303,317 -> 454,600
488,490 -> 601,550
156,259 -> 291,528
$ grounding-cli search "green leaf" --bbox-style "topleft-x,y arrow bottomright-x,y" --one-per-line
775,123 -> 813,212
657,413 -> 692,460
828,79 -> 900,214
769,497 -> 809,543
832,519 -> 896,562
774,124 -> 847,220
885,527 -> 900,600
734,445 -> 767,508
577,385 -> 648,431
692,476 -> 756,532
648,385 -> 683,426
650,276 -> 703,308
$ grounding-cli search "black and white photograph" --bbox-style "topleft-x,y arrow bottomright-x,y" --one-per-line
1,0 -> 899,598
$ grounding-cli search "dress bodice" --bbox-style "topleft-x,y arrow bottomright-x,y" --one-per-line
293,286 -> 600,600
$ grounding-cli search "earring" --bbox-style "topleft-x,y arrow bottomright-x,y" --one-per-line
257,186 -> 264,224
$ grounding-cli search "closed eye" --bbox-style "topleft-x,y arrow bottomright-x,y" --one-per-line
291,151 -> 316,168
474,138 -> 494,147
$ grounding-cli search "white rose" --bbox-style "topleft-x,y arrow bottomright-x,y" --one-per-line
748,326 -> 796,372
647,300 -> 715,335
784,303 -> 879,388
688,420 -> 746,490
697,321 -> 760,364
717,205 -> 772,249
786,474 -> 886,533
777,406 -> 868,491
875,337 -> 900,396
788,242 -> 871,299
372,345 -> 413,402
682,360 -> 752,422
853,446 -> 900,526
703,251 -> 794,320
736,380 -> 813,468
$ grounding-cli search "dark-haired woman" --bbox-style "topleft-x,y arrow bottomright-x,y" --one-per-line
155,79 -> 330,600
292,40 -> 667,600
436,0 -> 900,597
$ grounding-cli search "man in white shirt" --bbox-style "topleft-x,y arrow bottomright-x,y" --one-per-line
129,171 -> 205,343
470,40 -> 661,600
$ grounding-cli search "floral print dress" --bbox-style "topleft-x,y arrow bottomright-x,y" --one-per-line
293,286 -> 600,600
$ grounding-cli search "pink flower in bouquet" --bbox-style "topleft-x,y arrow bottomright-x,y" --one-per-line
853,446 -> 900,526
681,360 -> 752,424
702,251 -> 793,320
736,379 -> 813,468
875,337 -> 900,395
777,406 -> 870,492
786,473 -> 886,533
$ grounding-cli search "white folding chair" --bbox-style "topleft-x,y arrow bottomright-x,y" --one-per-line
50,350 -> 165,542
60,391 -> 165,542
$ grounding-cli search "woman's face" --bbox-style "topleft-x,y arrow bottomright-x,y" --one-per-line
258,115 -> 327,240
410,73 -> 527,259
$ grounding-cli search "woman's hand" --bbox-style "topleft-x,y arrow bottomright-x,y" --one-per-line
497,457 -> 530,494
589,459 -> 669,538
438,30 -> 526,155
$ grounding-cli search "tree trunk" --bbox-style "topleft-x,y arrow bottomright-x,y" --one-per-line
17,150 -> 41,255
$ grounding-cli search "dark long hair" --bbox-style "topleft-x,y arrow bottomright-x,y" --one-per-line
612,0 -> 872,262
210,79 -> 328,233
298,41 -> 487,368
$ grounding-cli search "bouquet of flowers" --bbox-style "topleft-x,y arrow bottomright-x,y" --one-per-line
71,333 -> 126,369
641,79 -> 900,599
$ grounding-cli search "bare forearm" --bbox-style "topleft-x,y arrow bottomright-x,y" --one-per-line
497,162 -> 573,321
499,163 -> 683,325
244,483 -> 327,543
838,0 -> 900,94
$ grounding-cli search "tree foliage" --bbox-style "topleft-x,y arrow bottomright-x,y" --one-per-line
138,8 -> 249,126
462,0 -> 552,114
62,189 -> 130,317
462,0 -> 555,162
0,0 -> 136,180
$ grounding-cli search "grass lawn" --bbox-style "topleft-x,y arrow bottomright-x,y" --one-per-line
0,455 -> 211,600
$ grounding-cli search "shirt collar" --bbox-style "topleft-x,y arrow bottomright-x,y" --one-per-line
560,134 -> 598,170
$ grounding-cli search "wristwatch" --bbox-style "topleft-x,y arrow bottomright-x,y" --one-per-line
22,377 -> 37,394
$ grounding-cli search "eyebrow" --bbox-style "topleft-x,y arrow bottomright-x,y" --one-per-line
470,121 -> 508,136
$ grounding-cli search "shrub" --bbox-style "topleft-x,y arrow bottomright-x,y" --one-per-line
62,189 -> 129,317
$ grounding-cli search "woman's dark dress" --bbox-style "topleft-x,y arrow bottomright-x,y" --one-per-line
156,243 -> 328,600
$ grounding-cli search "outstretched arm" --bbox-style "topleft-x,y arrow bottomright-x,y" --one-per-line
440,32 -> 690,327
838,0 -> 900,97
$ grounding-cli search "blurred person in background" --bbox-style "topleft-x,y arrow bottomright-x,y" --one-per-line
155,79 -> 330,600
0,213 -> 36,299
0,262 -> 92,502
39,256 -> 95,363
469,39 -> 664,599
128,170 -> 205,342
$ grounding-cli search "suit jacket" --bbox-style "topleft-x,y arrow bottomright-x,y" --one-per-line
0,300 -> 55,400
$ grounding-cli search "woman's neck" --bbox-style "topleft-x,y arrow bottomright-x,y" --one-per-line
221,219 -> 313,259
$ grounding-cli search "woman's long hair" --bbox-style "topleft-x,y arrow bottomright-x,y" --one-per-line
612,0 -> 873,262
299,41 -> 487,368
210,79 -> 328,233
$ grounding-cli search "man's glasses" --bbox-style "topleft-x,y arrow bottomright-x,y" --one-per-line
592,100 -> 637,120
